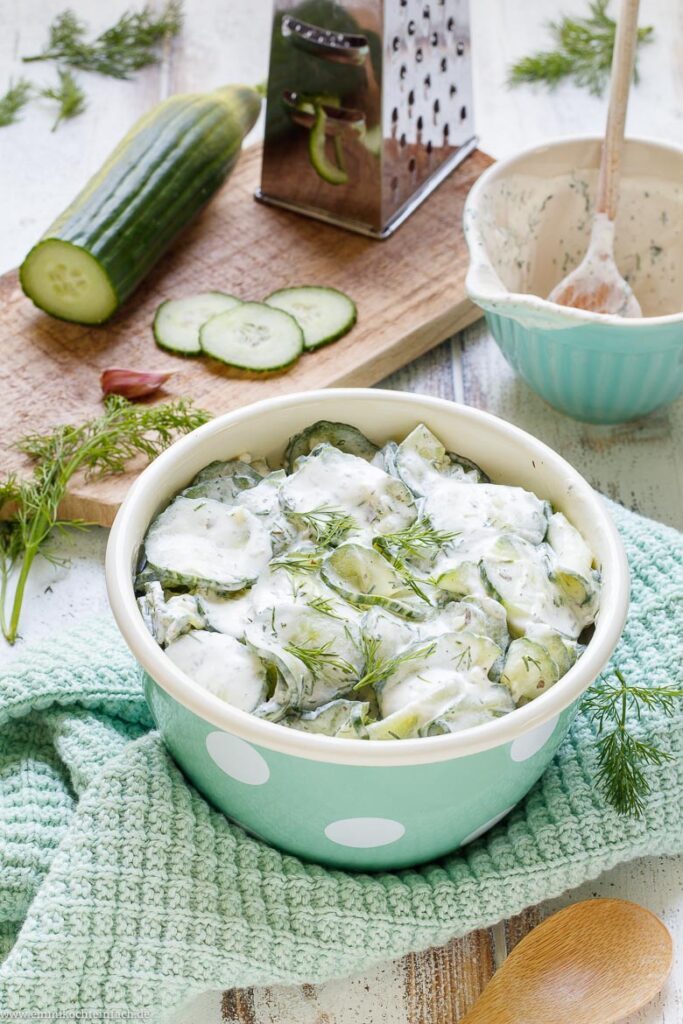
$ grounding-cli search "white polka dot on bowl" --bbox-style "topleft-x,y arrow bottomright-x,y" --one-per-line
324,817 -> 405,849
205,731 -> 270,785
510,714 -> 560,763
460,805 -> 516,846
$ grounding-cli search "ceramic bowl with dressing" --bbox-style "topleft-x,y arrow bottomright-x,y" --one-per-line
106,389 -> 629,870
464,137 -> 683,424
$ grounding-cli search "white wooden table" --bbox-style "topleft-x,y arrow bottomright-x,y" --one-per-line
1,1 -> 681,1021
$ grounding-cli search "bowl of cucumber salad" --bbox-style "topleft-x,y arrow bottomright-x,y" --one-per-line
107,389 -> 628,869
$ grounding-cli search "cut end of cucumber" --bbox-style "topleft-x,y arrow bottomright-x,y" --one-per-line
19,239 -> 118,325
265,286 -> 356,350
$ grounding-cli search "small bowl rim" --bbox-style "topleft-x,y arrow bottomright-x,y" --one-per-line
464,133 -> 683,328
106,389 -> 630,767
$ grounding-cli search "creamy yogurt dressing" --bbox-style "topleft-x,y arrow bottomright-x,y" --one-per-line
136,422 -> 601,740
475,168 -> 683,318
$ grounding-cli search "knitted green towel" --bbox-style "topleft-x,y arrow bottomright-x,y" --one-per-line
0,501 -> 681,1021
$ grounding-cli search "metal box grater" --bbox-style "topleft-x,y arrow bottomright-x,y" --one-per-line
256,0 -> 477,238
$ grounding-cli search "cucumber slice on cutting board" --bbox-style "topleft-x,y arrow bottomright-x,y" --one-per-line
200,301 -> 304,374
265,286 -> 357,351
154,292 -> 241,355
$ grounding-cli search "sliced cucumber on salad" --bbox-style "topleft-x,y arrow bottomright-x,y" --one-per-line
153,284 -> 356,374
265,286 -> 357,351
200,301 -> 304,374
154,292 -> 241,355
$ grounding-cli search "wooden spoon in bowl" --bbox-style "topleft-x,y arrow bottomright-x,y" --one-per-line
461,899 -> 673,1024
548,0 -> 642,316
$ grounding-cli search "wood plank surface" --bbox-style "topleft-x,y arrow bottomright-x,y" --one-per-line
0,144 -> 491,526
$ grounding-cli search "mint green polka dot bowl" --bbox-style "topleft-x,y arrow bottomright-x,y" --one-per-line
106,390 -> 628,870
464,137 -> 683,424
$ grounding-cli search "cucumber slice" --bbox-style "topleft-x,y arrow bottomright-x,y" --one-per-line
154,292 -> 241,355
140,497 -> 272,595
309,105 -> 348,185
183,459 -> 262,502
500,638 -> 560,703
200,301 -> 303,374
138,582 -> 206,647
265,286 -> 356,351
435,561 -> 491,601
525,624 -> 578,677
19,239 -> 118,325
284,420 -> 378,471
165,630 -> 268,712
286,699 -> 370,738
321,543 -> 430,620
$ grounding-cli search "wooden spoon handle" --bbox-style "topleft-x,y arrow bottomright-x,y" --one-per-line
596,0 -> 640,219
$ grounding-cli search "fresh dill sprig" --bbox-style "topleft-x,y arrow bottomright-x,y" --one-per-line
270,549 -> 324,576
0,396 -> 208,645
508,0 -> 654,96
284,640 -> 357,678
285,505 -> 356,547
307,595 -> 344,620
23,2 -> 183,80
582,668 -> 683,817
40,68 -> 86,131
0,78 -> 32,127
354,637 -> 436,692
377,517 -> 458,561
373,518 -> 451,604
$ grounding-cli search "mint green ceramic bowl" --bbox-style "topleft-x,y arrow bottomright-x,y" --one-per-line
106,390 -> 628,870
464,137 -> 683,424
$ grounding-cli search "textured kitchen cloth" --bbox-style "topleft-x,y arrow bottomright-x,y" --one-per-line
0,500 -> 681,1022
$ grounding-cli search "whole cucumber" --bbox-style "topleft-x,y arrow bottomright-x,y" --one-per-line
20,85 -> 261,325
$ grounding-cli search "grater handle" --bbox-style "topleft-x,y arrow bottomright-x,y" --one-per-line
281,15 -> 369,66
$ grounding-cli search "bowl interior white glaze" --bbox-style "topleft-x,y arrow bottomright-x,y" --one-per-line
465,136 -> 683,328
106,389 -> 629,767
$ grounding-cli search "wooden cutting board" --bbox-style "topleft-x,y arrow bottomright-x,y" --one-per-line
0,145 -> 492,527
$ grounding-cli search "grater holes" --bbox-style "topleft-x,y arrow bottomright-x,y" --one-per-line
430,31 -> 438,45
399,133 -> 407,147
392,36 -> 400,51
444,123 -> 450,140
408,88 -> 415,106
440,57 -> 447,72
460,104 -> 467,120
400,64 -> 407,80
392,107 -> 399,123
426,140 -> 433,154
447,17 -> 454,30
408,156 -> 416,172
415,47 -> 424,62
391,175 -> 399,190
450,82 -> 457,97
423,4 -> 430,17
417,114 -> 424,131
456,40 -> 465,56
407,19 -> 416,34
424,73 -> 431,88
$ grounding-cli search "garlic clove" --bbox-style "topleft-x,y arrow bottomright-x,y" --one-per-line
100,367 -> 174,400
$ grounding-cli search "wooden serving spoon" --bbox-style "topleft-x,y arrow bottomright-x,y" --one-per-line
461,899 -> 673,1024
548,0 -> 642,316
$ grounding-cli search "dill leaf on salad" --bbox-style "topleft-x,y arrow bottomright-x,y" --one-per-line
0,78 -> 32,127
0,396 -> 208,645
284,505 -> 356,547
354,636 -> 437,692
40,68 -> 86,131
582,668 -> 683,817
508,0 -> 654,96
22,2 -> 183,80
